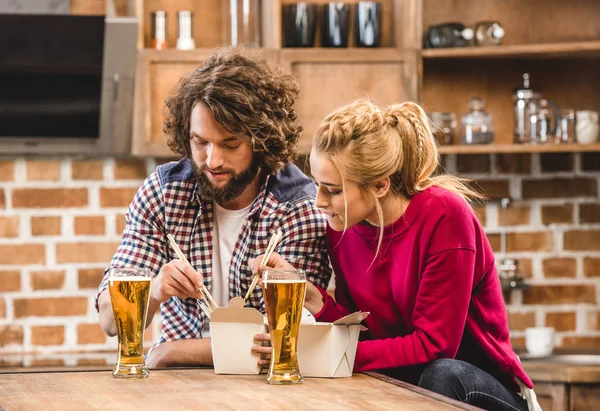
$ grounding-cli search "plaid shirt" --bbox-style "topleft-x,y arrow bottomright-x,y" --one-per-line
96,158 -> 331,346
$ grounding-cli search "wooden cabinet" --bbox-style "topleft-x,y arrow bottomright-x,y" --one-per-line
129,0 -> 600,156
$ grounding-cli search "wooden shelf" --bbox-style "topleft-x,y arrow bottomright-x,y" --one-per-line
421,41 -> 600,59
437,143 -> 600,155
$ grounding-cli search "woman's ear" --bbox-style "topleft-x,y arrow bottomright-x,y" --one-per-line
372,177 -> 391,198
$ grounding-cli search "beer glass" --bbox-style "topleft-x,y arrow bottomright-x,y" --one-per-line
262,269 -> 306,384
108,267 -> 152,378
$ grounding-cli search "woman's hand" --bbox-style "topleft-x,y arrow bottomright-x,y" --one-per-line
252,332 -> 272,368
304,281 -> 325,315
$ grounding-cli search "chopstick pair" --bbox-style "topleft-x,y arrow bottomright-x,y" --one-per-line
244,229 -> 282,304
166,233 -> 218,317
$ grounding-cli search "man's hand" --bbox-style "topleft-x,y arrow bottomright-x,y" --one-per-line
145,339 -> 214,368
252,333 -> 272,368
152,259 -> 203,302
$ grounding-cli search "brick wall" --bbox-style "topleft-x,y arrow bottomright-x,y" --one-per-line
0,153 -> 599,363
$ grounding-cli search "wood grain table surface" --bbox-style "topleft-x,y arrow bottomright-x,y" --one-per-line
0,368 -> 481,410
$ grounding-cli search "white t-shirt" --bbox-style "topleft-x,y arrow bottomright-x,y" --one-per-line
211,201 -> 252,308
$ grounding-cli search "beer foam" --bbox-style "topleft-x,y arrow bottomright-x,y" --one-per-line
108,276 -> 151,282
263,279 -> 306,284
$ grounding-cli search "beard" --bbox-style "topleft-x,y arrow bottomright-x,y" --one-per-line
191,157 -> 262,204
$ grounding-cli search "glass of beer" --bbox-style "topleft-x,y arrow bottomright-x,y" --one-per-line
108,267 -> 152,378
262,269 -> 306,384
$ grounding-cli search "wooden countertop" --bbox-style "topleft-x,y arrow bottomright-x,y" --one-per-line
0,368 -> 481,410
522,359 -> 600,384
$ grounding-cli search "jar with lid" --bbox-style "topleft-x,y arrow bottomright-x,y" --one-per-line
474,21 -> 505,46
222,0 -> 261,47
429,112 -> 457,145
460,98 -> 494,145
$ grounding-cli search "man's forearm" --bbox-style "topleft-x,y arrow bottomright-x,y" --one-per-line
146,338 -> 213,368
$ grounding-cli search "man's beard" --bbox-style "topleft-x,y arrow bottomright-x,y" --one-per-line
192,158 -> 261,204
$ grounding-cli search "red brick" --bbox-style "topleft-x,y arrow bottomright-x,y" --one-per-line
487,233 -> 500,252
511,337 -> 525,351
116,214 -> 127,235
0,244 -> 45,265
561,336 -> 600,350
470,179 -> 510,200
74,216 -> 105,235
523,285 -> 596,305
563,230 -> 600,251
546,312 -> 576,331
56,242 -> 120,263
542,258 -> 577,278
78,268 -> 105,289
0,270 -> 20,292
541,204 -> 573,225
0,216 -> 19,237
30,358 -> 65,366
522,178 -> 596,199
0,326 -> 23,347
0,189 -> 5,209
26,160 -> 61,181
580,204 -> 600,223
114,159 -> 148,180
0,160 -> 15,181
472,206 -> 486,227
31,216 -> 62,236
583,258 -> 600,277
31,326 -> 65,345
516,259 -> 533,279
506,232 -> 553,252
456,155 -> 490,174
100,187 -> 138,208
71,0 -> 105,15
0,298 -> 4,318
498,205 -> 530,226
13,297 -> 88,318
77,323 -> 107,344
586,311 -> 600,331
12,188 -> 88,208
496,154 -> 531,174
30,270 -> 66,290
77,358 -> 109,365
540,153 -> 573,172
508,312 -> 535,331
71,160 -> 104,180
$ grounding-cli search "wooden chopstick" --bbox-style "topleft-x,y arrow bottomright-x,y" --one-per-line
166,233 -> 218,313
244,229 -> 282,304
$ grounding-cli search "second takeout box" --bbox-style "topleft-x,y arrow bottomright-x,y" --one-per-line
210,297 -> 369,378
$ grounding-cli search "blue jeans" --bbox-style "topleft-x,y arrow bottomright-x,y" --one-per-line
418,359 -> 528,411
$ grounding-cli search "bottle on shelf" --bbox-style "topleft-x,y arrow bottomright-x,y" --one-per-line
176,10 -> 195,50
424,22 -> 473,48
474,21 -> 505,46
151,10 -> 168,50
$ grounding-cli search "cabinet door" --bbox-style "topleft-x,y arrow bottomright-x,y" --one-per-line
532,382 -> 569,411
131,49 -> 280,156
280,49 -> 418,153
571,384 -> 600,411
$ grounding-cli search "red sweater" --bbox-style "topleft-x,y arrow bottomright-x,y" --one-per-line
315,186 -> 533,390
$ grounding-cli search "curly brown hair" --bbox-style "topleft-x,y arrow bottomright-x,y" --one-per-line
164,48 -> 302,175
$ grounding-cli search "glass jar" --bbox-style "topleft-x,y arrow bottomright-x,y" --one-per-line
223,0 -> 261,47
556,109 -> 577,144
429,112 -> 457,145
460,98 -> 494,145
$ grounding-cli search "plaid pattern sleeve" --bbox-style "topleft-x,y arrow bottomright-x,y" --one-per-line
95,171 -> 167,311
277,198 -> 332,291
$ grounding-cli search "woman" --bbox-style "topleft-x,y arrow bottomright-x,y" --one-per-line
253,99 -> 540,411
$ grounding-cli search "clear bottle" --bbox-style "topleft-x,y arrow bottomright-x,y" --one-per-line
151,10 -> 168,50
223,0 -> 261,47
460,98 -> 494,145
556,109 -> 577,144
474,21 -> 505,46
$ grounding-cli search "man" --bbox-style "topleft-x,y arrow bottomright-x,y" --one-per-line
96,49 -> 332,367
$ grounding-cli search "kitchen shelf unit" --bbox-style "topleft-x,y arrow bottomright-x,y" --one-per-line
127,0 -> 600,156
437,143 -> 600,155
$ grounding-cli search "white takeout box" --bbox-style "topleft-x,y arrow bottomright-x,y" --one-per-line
210,297 -> 369,378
